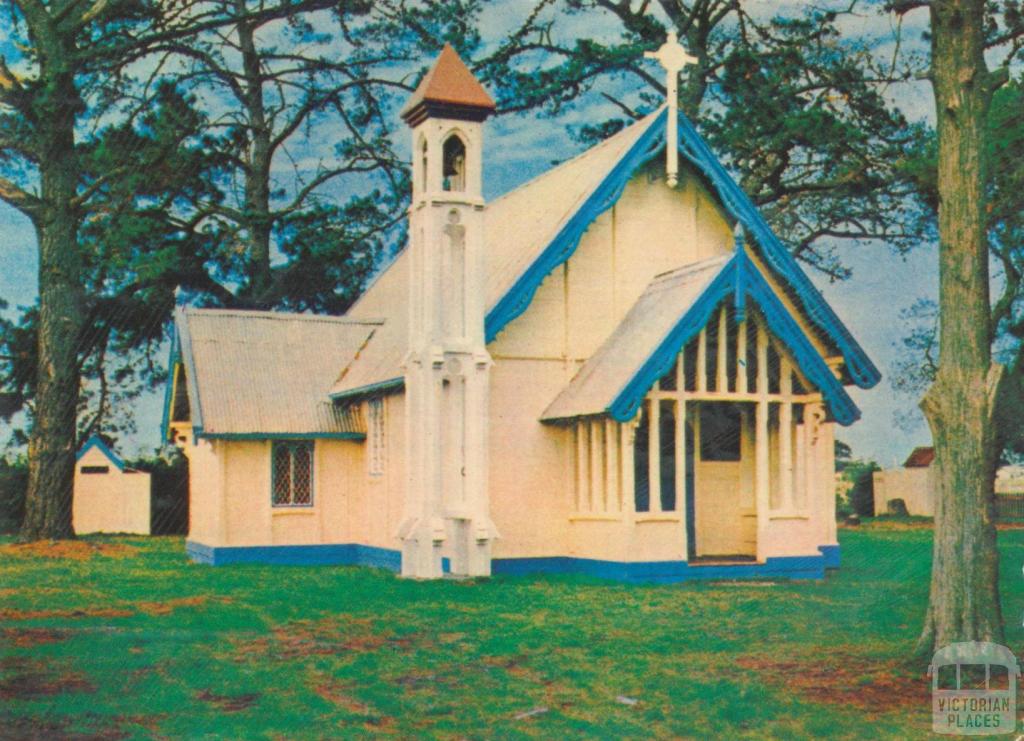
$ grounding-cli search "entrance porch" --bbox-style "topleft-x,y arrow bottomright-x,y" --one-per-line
557,303 -> 837,579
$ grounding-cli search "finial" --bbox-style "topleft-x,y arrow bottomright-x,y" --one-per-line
733,223 -> 746,251
645,31 -> 698,188
174,285 -> 186,307
733,223 -> 747,323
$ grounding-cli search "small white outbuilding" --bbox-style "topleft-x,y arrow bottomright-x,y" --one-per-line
872,446 -> 936,517
73,436 -> 151,535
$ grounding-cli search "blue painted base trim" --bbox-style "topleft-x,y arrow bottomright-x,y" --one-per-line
186,541 -> 401,571
491,554 -> 827,583
819,544 -> 841,569
185,542 -> 837,582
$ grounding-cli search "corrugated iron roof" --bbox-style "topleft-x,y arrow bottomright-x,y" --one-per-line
330,251 -> 408,398
541,245 -> 861,426
177,308 -> 380,437
332,110 -> 663,399
542,256 -> 730,421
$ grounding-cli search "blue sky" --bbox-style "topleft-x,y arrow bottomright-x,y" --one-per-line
0,2 -> 942,465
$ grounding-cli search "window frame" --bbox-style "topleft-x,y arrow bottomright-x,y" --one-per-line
271,440 -> 315,508
698,403 -> 743,462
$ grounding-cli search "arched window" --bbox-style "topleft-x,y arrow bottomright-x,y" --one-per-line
442,135 -> 466,191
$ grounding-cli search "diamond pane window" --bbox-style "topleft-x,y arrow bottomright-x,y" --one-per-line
272,444 -> 292,505
292,444 -> 312,504
272,441 -> 314,507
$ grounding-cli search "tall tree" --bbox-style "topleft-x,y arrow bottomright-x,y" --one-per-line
919,0 -> 1004,651
884,0 -> 1023,652
0,0 -> 122,539
154,0 -> 410,312
0,83 -> 215,447
889,76 -> 1024,433
0,0 -> 363,540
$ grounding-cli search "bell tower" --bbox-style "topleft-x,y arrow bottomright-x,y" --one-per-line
397,44 -> 497,579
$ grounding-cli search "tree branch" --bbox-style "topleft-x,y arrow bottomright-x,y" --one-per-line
885,0 -> 931,14
0,176 -> 42,217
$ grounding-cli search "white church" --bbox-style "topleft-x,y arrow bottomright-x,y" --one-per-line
162,37 -> 879,581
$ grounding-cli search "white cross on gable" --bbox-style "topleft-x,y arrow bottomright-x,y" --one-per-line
645,31 -> 698,78
645,31 -> 697,188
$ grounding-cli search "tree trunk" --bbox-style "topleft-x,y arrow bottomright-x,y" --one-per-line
916,0 -> 1003,655
237,9 -> 274,305
20,58 -> 85,541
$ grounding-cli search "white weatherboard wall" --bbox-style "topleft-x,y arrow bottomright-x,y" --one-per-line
484,162 -> 838,565
177,395 -> 407,554
489,164 -> 725,562
73,445 -> 151,535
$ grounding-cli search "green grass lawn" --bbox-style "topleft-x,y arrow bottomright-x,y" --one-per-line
1,527 -> 1022,740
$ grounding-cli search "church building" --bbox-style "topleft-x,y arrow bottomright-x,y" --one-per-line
163,38 -> 879,581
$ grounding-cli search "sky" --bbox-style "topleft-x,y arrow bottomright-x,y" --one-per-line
0,2 -> 947,466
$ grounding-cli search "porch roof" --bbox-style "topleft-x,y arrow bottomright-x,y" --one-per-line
542,254 -> 728,422
541,244 -> 861,426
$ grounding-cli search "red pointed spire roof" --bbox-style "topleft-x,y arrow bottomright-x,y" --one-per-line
400,44 -> 496,126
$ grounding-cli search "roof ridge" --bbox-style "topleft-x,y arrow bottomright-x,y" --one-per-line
333,324 -> 384,388
184,307 -> 384,325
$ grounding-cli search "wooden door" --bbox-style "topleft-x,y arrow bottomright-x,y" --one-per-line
693,403 -> 755,558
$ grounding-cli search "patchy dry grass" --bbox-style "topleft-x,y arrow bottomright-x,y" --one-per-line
0,656 -> 95,700
0,539 -> 136,560
2,626 -> 70,648
134,595 -> 218,616
1,530 -> 1022,739
195,688 -> 262,713
737,650 -> 929,712
0,606 -> 136,621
